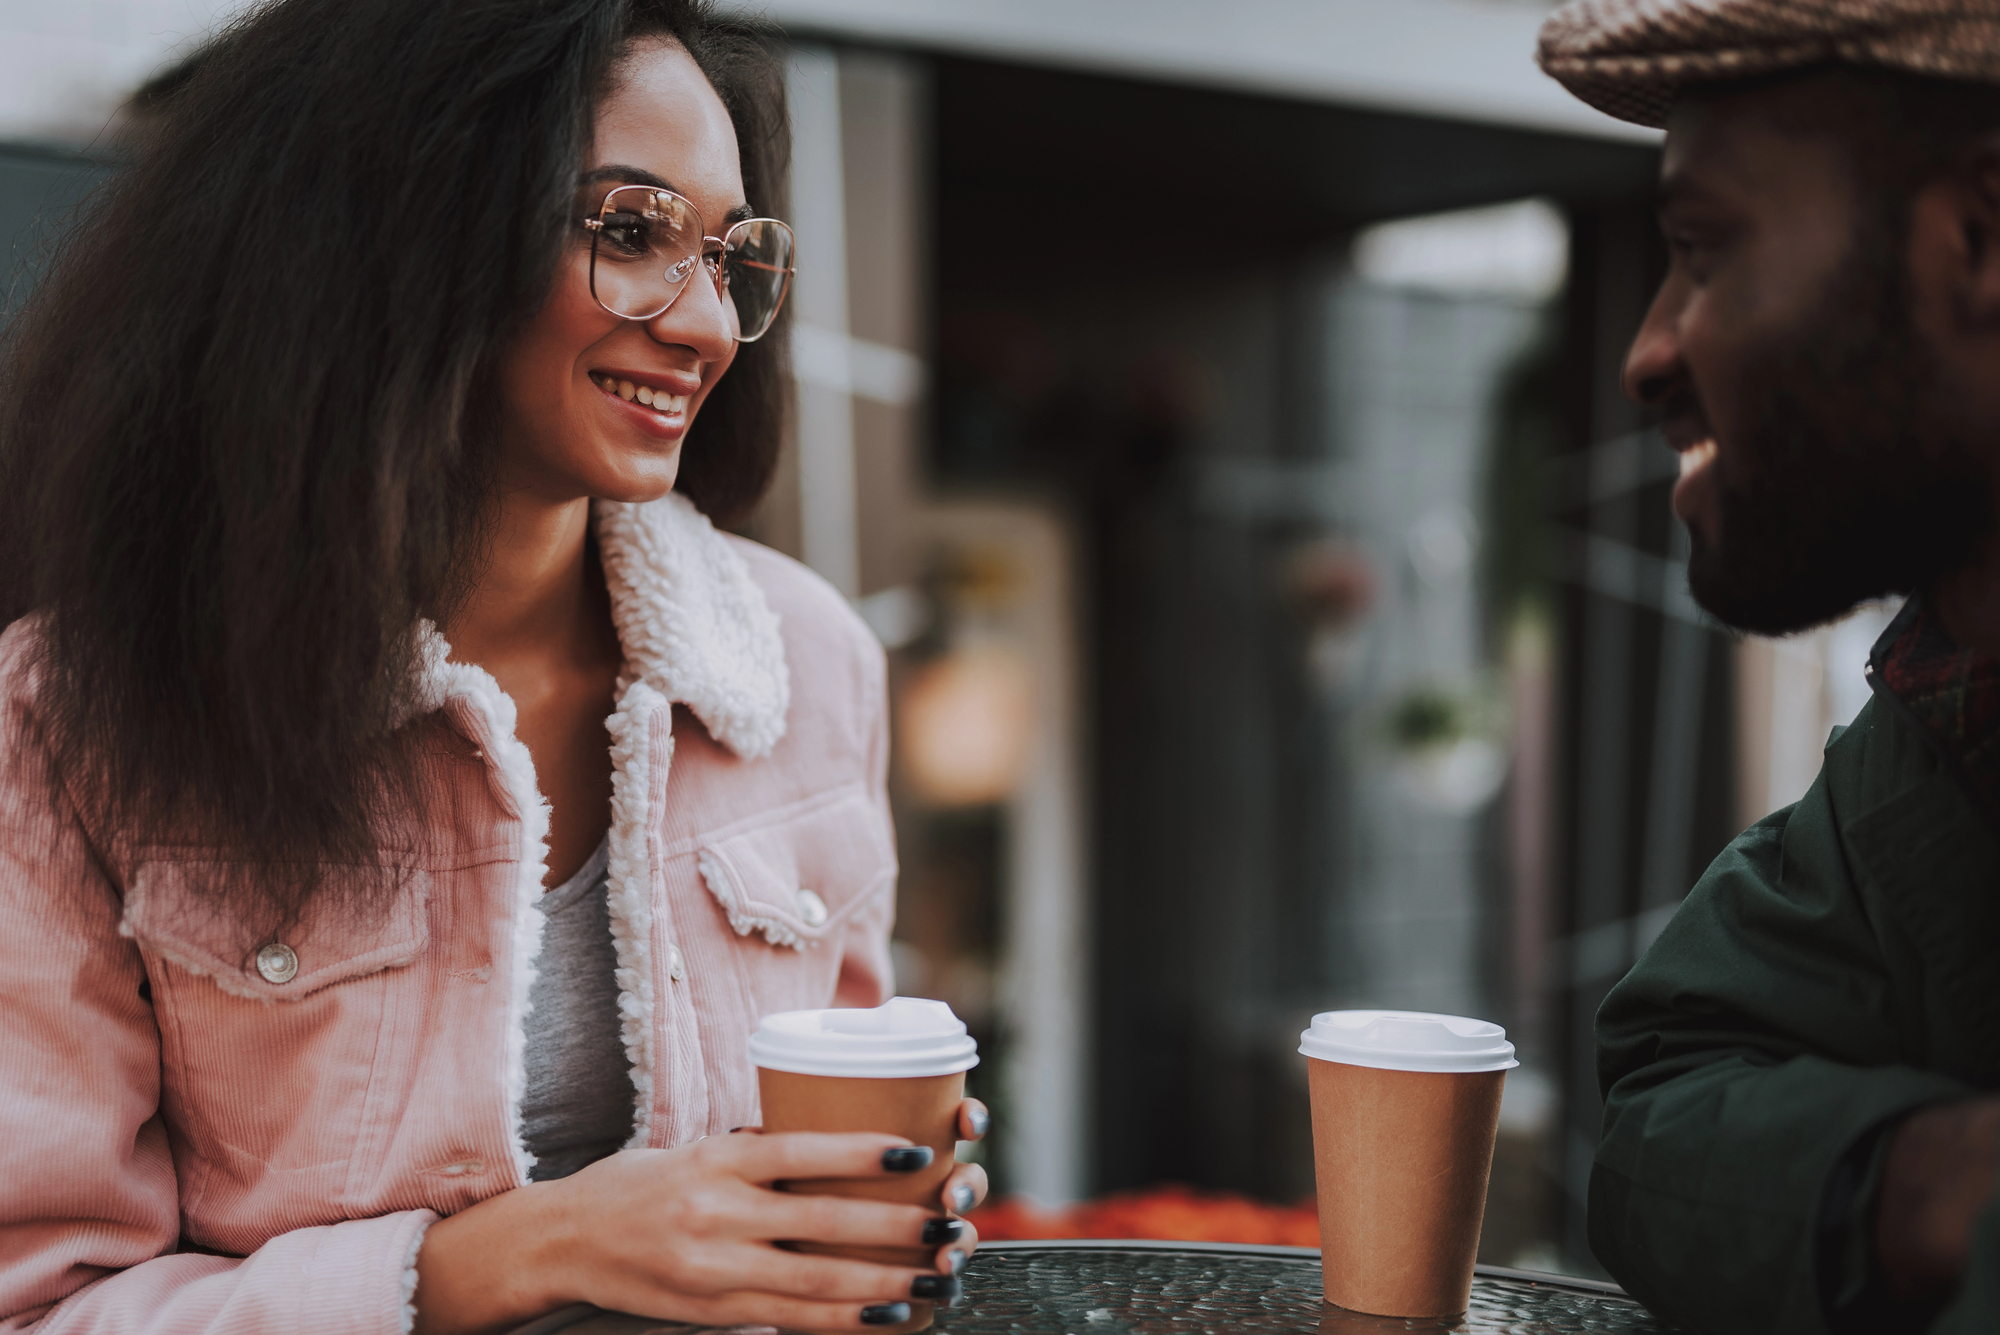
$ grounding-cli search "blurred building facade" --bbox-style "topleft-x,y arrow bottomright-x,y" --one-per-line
0,0 -> 1903,1277
730,8 -> 1669,1271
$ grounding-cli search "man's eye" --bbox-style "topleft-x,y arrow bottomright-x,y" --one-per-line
1663,226 -> 1727,278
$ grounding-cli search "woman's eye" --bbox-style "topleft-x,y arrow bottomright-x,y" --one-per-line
600,213 -> 653,255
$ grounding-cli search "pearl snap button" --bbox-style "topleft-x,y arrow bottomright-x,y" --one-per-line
255,942 -> 299,984
667,942 -> 686,983
796,888 -> 828,928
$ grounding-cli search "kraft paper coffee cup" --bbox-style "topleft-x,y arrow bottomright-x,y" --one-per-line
1299,1010 -> 1516,1319
750,997 -> 979,1335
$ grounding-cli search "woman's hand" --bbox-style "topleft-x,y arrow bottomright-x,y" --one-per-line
732,1097 -> 993,1270
412,1129 -> 980,1335
939,1098 -> 992,1230
728,1095 -> 993,1262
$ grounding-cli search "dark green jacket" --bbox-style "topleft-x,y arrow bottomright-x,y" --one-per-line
1591,687 -> 2000,1333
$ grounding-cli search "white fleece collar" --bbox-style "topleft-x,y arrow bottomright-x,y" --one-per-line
404,492 -> 790,758
592,493 -> 790,760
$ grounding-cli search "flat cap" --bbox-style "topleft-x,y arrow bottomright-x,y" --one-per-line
1538,1 -> 2000,127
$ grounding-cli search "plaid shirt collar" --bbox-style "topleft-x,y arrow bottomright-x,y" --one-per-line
1871,596 -> 2000,821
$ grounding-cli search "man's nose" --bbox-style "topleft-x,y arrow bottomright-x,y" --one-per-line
1622,286 -> 1684,408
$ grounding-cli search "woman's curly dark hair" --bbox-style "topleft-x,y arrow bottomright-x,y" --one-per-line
0,0 -> 789,930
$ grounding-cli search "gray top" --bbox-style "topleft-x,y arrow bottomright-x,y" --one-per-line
521,836 -> 635,1183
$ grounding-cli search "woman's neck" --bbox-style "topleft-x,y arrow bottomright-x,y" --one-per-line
447,490 -> 625,888
447,493 -> 614,674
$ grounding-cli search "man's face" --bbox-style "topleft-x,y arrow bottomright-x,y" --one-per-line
1627,80 -> 1991,634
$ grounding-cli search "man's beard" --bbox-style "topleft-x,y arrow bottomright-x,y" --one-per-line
1686,236 -> 1993,635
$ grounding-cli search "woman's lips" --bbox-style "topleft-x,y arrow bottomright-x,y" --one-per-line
591,371 -> 690,440
1672,438 -> 1719,525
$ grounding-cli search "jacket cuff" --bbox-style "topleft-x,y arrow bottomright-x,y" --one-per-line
30,1209 -> 440,1335
1817,1113 -> 1941,1334
400,1213 -> 436,1335
295,1208 -> 440,1335
270,1209 -> 443,1335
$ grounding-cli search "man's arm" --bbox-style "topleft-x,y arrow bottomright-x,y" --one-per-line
1590,791 -> 1973,1335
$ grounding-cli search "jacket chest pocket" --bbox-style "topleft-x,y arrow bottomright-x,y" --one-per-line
696,788 -> 894,960
122,857 -> 430,1168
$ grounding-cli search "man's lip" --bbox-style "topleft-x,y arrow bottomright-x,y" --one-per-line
1672,438 -> 1718,525
1661,416 -> 1712,454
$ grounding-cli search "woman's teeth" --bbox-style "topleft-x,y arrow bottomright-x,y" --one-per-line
1679,439 -> 1718,478
592,373 -> 687,415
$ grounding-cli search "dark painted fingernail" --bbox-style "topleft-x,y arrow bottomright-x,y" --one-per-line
921,1217 -> 967,1245
728,1125 -> 751,1133
861,1303 -> 912,1325
949,1182 -> 976,1214
910,1274 -> 961,1301
964,1104 -> 991,1138
946,1248 -> 969,1276
881,1146 -> 933,1173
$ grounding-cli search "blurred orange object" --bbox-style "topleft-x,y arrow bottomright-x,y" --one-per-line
968,1184 -> 1320,1248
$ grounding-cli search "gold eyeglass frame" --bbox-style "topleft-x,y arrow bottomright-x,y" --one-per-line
582,183 -> 796,343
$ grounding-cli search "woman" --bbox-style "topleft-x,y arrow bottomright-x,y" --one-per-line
0,2 -> 986,1332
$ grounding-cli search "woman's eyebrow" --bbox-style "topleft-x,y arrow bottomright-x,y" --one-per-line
582,167 -> 759,224
582,163 -> 677,191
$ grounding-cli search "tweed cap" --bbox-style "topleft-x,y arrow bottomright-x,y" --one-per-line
1538,1 -> 2000,128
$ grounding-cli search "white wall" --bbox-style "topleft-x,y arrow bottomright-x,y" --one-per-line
4,2 -> 1655,149
0,1 -> 258,143
724,0 -> 1655,144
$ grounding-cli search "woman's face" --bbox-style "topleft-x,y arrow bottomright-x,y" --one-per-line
495,40 -> 746,505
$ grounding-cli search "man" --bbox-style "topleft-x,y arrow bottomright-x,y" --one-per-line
1535,4 -> 2000,1332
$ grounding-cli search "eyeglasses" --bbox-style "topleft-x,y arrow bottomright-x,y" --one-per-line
581,184 -> 796,343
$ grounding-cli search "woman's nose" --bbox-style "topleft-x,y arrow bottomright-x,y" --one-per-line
646,269 -> 734,359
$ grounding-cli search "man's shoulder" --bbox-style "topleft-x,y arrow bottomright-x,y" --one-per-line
1815,690 -> 2000,883
1818,690 -> 1949,813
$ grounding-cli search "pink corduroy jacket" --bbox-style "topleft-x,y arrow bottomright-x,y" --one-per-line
0,494 -> 898,1334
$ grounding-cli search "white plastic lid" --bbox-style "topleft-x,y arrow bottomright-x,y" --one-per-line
1298,1009 -> 1518,1074
748,996 -> 981,1078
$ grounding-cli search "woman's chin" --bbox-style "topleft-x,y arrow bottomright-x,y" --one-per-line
597,481 -> 680,506
585,454 -> 682,505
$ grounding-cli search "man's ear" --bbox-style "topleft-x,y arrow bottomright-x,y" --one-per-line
1927,133 -> 2000,330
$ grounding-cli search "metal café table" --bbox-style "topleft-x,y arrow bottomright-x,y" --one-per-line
515,1239 -> 1675,1334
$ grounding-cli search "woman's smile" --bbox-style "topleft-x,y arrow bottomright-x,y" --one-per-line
588,367 -> 698,439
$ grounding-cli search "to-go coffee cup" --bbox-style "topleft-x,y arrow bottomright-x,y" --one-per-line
749,997 -> 979,1335
1299,1010 -> 1517,1319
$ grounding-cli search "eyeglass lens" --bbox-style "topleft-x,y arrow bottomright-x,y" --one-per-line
718,218 -> 793,344
589,185 -> 794,342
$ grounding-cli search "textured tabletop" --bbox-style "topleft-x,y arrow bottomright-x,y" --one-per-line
935,1243 -> 1671,1334
518,1240 -> 1674,1335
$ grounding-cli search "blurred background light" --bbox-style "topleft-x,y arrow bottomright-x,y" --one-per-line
898,643 -> 1036,809
1353,198 -> 1570,303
